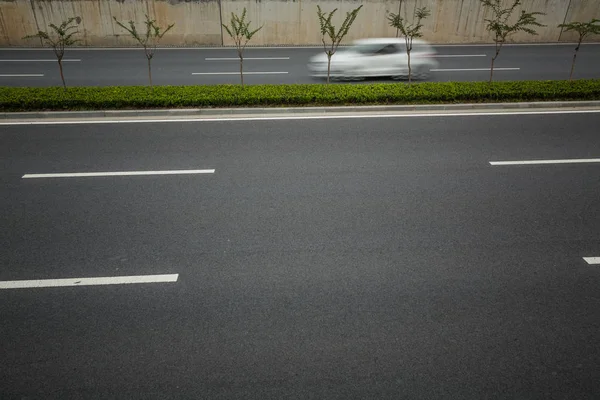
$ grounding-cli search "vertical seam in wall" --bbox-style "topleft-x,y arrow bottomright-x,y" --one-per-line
558,0 -> 573,42
29,0 -> 42,46
218,0 -> 224,46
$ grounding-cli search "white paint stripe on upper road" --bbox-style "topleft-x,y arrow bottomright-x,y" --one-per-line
583,257 -> 600,265
192,71 -> 288,75
3,109 -> 600,126
431,68 -> 520,71
22,169 -> 215,178
0,59 -> 80,62
489,158 -> 600,166
0,74 -> 44,77
205,57 -> 290,60
0,274 -> 179,289
426,54 -> 487,58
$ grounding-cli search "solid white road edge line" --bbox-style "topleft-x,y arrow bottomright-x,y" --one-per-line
0,59 -> 80,62
431,68 -> 520,71
0,74 -> 44,77
2,109 -> 600,126
192,71 -> 288,75
489,158 -> 600,166
205,57 -> 290,60
22,169 -> 215,178
0,274 -> 179,289
583,257 -> 600,265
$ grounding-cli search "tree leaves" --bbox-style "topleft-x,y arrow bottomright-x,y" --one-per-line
481,0 -> 545,45
388,7 -> 430,45
113,14 -> 174,60
317,5 -> 363,56
559,19 -> 600,46
222,7 -> 264,52
23,17 -> 80,59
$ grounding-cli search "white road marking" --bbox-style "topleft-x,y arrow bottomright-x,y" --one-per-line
0,274 -> 179,289
192,71 -> 288,75
0,59 -> 80,62
0,74 -> 44,77
431,67 -> 520,71
426,54 -> 487,58
2,109 -> 600,126
489,158 -> 600,166
205,57 -> 290,61
22,169 -> 215,178
583,257 -> 600,265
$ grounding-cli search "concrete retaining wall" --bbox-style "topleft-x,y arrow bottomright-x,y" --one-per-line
1,0 -> 599,47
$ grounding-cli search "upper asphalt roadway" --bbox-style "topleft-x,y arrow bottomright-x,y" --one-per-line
0,43 -> 599,87
1,108 -> 600,398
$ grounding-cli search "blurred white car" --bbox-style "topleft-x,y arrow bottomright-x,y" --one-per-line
308,38 -> 439,81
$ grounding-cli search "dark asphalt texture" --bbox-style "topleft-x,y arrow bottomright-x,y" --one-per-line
0,44 -> 599,87
1,113 -> 600,398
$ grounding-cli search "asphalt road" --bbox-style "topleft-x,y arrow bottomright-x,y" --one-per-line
0,43 -> 599,87
1,110 -> 600,399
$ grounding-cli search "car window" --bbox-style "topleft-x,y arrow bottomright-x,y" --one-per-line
376,44 -> 400,55
351,44 -> 386,55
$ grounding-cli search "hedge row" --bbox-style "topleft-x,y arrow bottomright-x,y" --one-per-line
1,80 -> 600,111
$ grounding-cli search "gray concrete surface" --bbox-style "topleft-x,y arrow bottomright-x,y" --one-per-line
1,0 -> 597,47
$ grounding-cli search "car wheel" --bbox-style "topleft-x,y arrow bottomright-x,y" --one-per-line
413,65 -> 431,80
341,68 -> 364,82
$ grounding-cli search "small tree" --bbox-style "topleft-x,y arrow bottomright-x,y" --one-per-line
317,5 -> 363,84
222,8 -> 263,87
480,0 -> 545,82
388,6 -> 430,85
113,15 -> 174,87
23,17 -> 80,89
557,19 -> 600,80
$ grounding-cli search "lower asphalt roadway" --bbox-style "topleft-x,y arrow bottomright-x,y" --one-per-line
1,108 -> 600,399
0,43 -> 599,86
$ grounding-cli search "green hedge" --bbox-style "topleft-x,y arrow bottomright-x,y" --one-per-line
1,80 -> 600,111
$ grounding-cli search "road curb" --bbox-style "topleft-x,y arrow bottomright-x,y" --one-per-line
2,101 -> 600,120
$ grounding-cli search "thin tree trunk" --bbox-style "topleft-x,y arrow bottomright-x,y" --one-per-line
327,54 -> 331,84
58,58 -> 66,89
240,57 -> 244,87
147,58 -> 153,87
570,47 -> 579,81
489,56 -> 496,83
396,0 -> 402,38
407,51 -> 412,85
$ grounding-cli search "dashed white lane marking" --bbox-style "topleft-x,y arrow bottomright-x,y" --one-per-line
192,71 -> 288,75
0,74 -> 44,77
22,169 -> 215,178
426,54 -> 487,58
489,158 -> 600,166
0,274 -> 179,289
583,257 -> 600,265
431,68 -> 520,71
205,57 -> 290,61
0,59 -> 80,62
